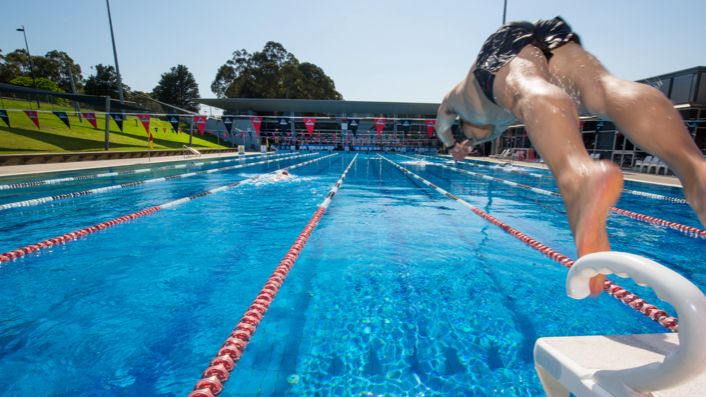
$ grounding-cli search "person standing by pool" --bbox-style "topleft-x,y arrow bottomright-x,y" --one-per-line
435,16 -> 706,295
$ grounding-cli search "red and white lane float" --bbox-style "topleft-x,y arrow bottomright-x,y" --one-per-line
379,155 -> 678,332
0,153 -> 319,211
0,154 -> 337,264
535,252 -> 706,396
188,154 -> 358,397
414,153 -> 689,204
0,152 -> 293,191
399,154 -> 705,239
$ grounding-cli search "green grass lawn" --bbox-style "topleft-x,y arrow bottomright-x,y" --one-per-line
0,97 -> 231,154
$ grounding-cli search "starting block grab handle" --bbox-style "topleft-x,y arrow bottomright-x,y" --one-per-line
567,252 -> 706,395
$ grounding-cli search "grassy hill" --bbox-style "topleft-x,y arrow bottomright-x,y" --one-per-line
0,97 -> 231,154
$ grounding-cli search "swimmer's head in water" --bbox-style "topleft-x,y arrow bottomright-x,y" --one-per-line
282,170 -> 289,175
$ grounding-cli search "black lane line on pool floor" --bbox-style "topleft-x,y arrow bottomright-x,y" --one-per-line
0,152 -> 293,191
379,155 -> 678,332
0,153 -> 319,212
0,154 -> 338,264
399,154 -> 706,240
415,153 -> 688,204
187,154 -> 358,397
380,155 -> 541,365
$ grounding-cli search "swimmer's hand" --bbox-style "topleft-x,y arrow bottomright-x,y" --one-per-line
588,274 -> 606,298
449,140 -> 474,161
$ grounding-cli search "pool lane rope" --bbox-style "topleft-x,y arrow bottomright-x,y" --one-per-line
0,154 -> 338,264
0,152 -> 294,191
0,153 -> 319,211
187,154 -> 358,397
401,154 -> 705,239
414,153 -> 688,204
379,155 -> 678,333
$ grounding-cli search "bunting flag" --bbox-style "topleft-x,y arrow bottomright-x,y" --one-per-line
278,118 -> 288,135
82,112 -> 97,129
110,113 -> 124,132
194,115 -> 207,135
595,121 -> 605,134
137,114 -> 151,132
303,117 -> 316,137
167,114 -> 181,132
401,119 -> 411,135
687,121 -> 701,135
349,118 -> 360,137
251,116 -> 262,135
149,132 -> 154,150
24,110 -> 40,129
0,110 -> 10,128
223,116 -> 235,136
425,120 -> 435,138
374,118 -> 386,138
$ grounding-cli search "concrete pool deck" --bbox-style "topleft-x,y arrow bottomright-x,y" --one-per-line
0,151 -> 268,177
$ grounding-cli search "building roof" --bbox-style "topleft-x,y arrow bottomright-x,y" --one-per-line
195,98 -> 440,116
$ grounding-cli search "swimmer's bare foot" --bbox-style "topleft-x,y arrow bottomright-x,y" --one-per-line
557,160 -> 623,297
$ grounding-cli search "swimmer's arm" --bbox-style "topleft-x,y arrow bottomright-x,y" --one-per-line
436,100 -> 458,148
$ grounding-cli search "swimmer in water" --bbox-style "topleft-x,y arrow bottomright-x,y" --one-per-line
273,169 -> 291,181
436,17 -> 706,296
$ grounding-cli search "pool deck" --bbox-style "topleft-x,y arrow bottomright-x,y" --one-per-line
0,151 -> 266,177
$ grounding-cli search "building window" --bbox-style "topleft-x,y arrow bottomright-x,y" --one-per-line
697,74 -> 706,103
671,75 -> 693,103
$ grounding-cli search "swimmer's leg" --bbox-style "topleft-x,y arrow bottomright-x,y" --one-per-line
493,45 -> 624,294
549,42 -> 706,229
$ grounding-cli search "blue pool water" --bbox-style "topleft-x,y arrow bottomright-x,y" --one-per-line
0,153 -> 704,396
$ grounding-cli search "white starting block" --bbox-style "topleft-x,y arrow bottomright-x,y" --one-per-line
534,252 -> 706,397
183,145 -> 201,159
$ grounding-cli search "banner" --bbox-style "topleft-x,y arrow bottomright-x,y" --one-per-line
0,110 -> 10,128
349,119 -> 360,137
374,118 -> 386,138
303,117 -> 315,137
110,113 -> 124,132
24,110 -> 40,129
251,116 -> 262,135
425,120 -> 435,138
167,114 -> 180,133
223,116 -> 235,135
137,114 -> 151,132
82,112 -> 97,129
401,119 -> 411,135
278,118 -> 288,135
194,115 -> 207,135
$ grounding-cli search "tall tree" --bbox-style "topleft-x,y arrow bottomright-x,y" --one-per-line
211,41 -> 342,100
0,49 -> 83,92
84,64 -> 130,99
152,64 -> 200,112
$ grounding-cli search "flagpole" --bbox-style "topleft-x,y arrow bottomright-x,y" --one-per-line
502,0 -> 507,24
106,0 -> 125,104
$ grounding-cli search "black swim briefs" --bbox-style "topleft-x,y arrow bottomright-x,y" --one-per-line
473,16 -> 581,104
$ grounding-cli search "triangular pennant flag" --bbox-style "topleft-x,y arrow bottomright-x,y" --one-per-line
137,114 -> 151,132
250,116 -> 262,135
223,116 -> 234,134
374,118 -> 386,138
400,119 -> 411,135
303,117 -> 316,137
82,112 -> 97,129
193,115 -> 207,135
349,119 -> 360,137
24,110 -> 40,129
52,111 -> 71,129
0,110 -> 10,128
166,114 -> 181,132
425,120 -> 435,138
278,118 -> 288,135
595,121 -> 605,133
110,113 -> 124,132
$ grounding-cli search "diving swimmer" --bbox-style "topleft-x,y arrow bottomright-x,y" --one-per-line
435,17 -> 706,295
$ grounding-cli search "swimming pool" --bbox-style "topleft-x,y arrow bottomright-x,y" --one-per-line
0,152 -> 703,396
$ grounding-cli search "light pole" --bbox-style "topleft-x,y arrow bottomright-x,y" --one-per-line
106,0 -> 125,104
502,0 -> 507,24
16,26 -> 40,108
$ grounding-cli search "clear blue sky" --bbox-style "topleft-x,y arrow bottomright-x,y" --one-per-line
2,0 -> 704,104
